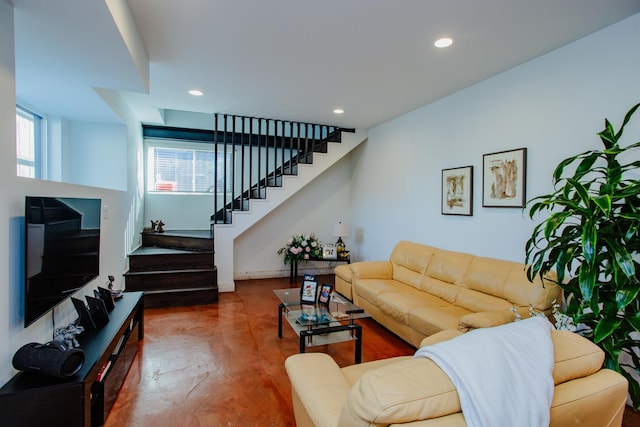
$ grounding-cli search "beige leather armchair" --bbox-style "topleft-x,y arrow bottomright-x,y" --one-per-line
285,329 -> 628,427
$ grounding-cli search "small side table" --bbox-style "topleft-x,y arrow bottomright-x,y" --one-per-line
290,256 -> 350,283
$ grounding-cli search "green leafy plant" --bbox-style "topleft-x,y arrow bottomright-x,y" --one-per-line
525,103 -> 640,408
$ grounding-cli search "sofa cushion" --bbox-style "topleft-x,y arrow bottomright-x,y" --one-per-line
376,291 -> 451,325
455,287 -> 513,313
350,260 -> 393,280
502,268 -> 561,313
424,249 -> 474,286
390,241 -> 438,289
408,305 -> 472,337
354,279 -> 403,306
338,358 -> 460,426
552,330 -> 604,385
460,256 -> 513,295
420,276 -> 460,304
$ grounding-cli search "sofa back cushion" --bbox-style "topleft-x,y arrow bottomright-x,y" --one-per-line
417,249 -> 473,303
390,241 -> 437,290
338,358 -> 460,426
459,255 -> 562,313
502,267 -> 561,313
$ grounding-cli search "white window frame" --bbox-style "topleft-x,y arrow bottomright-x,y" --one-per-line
145,141 -> 234,195
16,103 -> 46,179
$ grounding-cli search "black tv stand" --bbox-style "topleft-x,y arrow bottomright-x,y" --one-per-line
0,291 -> 144,427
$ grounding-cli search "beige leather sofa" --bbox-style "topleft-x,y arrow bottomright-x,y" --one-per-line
285,329 -> 629,427
334,241 -> 562,347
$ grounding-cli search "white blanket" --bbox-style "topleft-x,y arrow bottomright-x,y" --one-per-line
414,317 -> 554,427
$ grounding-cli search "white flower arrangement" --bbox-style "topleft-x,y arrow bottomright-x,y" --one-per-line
277,233 -> 323,265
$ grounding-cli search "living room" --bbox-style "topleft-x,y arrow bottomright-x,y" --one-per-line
1,1 -> 640,425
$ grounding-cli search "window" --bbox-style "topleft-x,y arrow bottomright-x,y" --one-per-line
16,106 -> 43,179
147,146 -> 233,193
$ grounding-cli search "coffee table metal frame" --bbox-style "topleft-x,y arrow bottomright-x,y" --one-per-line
274,288 -> 367,363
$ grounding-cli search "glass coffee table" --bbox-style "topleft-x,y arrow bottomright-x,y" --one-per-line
274,288 -> 370,363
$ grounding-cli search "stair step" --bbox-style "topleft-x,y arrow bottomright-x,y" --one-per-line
142,230 -> 213,252
128,247 -> 213,272
129,287 -> 218,309
124,268 -> 217,291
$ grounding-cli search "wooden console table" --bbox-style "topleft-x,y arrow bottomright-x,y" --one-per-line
0,292 -> 144,427
290,256 -> 350,283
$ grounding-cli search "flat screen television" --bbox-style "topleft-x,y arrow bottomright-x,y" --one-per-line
25,196 -> 101,327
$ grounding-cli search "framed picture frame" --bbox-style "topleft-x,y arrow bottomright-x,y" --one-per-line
322,244 -> 337,260
300,279 -> 318,304
317,283 -> 333,307
482,148 -> 527,208
441,166 -> 473,216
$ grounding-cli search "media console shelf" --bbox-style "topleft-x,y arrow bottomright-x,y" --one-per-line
0,291 -> 144,427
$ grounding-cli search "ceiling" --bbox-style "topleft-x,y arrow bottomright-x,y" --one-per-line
12,0 -> 640,129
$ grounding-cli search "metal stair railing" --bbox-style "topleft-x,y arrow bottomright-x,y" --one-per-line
209,113 -> 354,225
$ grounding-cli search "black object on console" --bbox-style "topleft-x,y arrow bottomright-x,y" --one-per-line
12,341 -> 85,378
86,295 -> 109,327
71,297 -> 96,331
96,286 -> 115,311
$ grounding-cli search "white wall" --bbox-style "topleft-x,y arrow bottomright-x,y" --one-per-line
64,120 -> 127,191
234,155 -> 352,279
0,0 -> 17,388
0,1 -> 144,387
350,13 -> 640,263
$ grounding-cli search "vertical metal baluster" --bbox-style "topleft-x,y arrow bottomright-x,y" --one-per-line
288,121 -> 293,175
223,114 -> 228,223
280,120 -> 285,179
295,122 -> 301,165
213,113 -> 218,225
241,116 -> 246,210
249,117 -> 253,199
231,115 -> 236,216
258,118 -> 263,198
304,123 -> 311,164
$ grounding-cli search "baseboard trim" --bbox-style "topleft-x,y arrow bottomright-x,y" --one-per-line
234,266 -> 335,281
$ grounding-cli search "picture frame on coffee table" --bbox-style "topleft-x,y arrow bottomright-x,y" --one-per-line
317,283 -> 333,307
300,279 -> 318,304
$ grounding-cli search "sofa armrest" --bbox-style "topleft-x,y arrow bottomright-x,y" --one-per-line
285,353 -> 352,427
349,261 -> 393,280
457,310 -> 518,332
419,330 -> 464,347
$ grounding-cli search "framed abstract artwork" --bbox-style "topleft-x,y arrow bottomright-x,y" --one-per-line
482,148 -> 527,208
441,166 -> 473,216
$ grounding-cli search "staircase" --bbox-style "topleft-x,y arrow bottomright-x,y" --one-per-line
124,230 -> 217,308
141,114 -> 368,293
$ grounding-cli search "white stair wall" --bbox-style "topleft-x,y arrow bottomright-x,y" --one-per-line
214,128 -> 367,292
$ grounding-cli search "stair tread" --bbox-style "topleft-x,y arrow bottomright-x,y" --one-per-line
142,287 -> 218,294
124,268 -> 217,276
130,247 -> 212,256
145,229 -> 212,239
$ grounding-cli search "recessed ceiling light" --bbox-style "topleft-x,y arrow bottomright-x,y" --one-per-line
188,89 -> 204,96
434,37 -> 453,48
333,108 -> 344,115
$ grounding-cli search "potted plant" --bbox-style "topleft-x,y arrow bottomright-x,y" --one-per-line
525,103 -> 640,408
